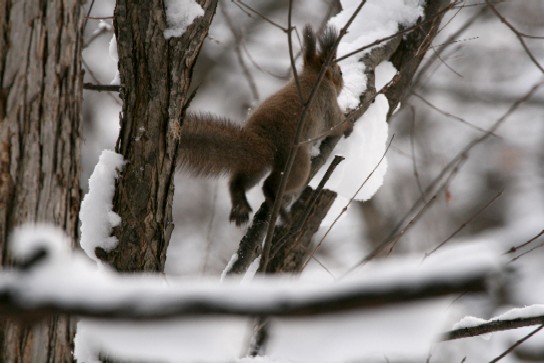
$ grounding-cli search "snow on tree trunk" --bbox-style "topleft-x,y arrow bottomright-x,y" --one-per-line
99,0 -> 218,272
0,1 -> 83,362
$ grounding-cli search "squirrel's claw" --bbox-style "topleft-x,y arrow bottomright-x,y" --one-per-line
230,203 -> 252,226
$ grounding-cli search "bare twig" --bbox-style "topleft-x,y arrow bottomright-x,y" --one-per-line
412,93 -> 500,137
308,135 -> 394,271
83,0 -> 96,32
424,191 -> 503,258
509,242 -> 544,263
488,325 -> 544,363
232,0 -> 288,32
344,80 -> 543,274
485,0 -> 544,74
221,3 -> 260,102
444,316 -> 544,341
83,83 -> 121,92
506,228 -> 544,254
409,106 -> 426,200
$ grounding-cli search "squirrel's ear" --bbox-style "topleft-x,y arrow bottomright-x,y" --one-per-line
303,25 -> 317,66
318,25 -> 339,63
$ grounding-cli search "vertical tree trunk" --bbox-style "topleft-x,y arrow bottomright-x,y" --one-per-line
0,1 -> 83,362
104,0 -> 218,272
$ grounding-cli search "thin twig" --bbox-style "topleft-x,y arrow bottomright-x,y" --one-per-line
83,0 -> 96,32
83,83 -> 121,92
344,80 -> 543,275
307,136 -> 394,271
221,3 -> 260,102
424,191 -> 503,258
488,324 -> 544,363
201,183 -> 219,273
485,0 -> 544,74
232,0 -> 288,32
509,242 -> 544,263
506,228 -> 544,254
409,106 -> 426,201
412,93 -> 500,137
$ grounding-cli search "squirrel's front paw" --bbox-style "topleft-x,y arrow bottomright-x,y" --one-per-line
229,203 -> 252,226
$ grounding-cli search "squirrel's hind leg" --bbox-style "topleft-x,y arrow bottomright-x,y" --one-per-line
263,149 -> 311,226
229,172 -> 262,226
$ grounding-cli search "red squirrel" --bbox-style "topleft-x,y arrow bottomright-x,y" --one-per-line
177,25 -> 349,225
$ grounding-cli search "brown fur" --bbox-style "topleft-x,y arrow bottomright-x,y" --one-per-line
177,25 -> 348,225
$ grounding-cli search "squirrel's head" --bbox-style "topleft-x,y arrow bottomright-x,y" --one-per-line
303,25 -> 344,93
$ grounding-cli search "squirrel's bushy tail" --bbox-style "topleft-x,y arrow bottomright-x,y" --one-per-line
177,113 -> 274,177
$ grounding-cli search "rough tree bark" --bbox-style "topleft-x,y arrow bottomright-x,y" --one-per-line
0,1 -> 83,362
98,0 -> 218,272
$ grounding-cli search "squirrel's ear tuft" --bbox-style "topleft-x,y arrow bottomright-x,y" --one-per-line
318,25 -> 339,62
303,25 -> 317,66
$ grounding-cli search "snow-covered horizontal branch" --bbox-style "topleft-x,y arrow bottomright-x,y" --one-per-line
444,305 -> 544,341
0,270 -> 492,321
0,225 -> 504,322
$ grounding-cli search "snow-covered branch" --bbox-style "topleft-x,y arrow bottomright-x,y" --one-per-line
0,225 -> 499,321
444,305 -> 544,341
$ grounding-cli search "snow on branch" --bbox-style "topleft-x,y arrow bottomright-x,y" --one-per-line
79,150 -> 125,264
0,224 -> 499,321
444,305 -> 544,341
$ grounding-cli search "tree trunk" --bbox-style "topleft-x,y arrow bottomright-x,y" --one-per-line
0,1 -> 83,362
102,0 -> 218,272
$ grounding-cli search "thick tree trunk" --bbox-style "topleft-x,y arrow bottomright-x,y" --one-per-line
102,0 -> 218,272
0,1 -> 83,362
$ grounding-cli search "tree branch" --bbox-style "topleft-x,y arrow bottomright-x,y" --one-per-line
444,316 -> 544,341
0,270 -> 491,321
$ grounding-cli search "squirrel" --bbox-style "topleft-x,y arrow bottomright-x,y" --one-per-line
177,25 -> 349,226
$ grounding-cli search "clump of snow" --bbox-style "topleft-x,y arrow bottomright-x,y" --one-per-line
241,256 -> 261,284
452,316 -> 490,333
221,253 -> 238,281
497,304 -> 544,320
79,150 -> 125,263
108,35 -> 120,85
451,304 -> 544,341
328,0 -> 423,111
311,62 -> 394,202
310,0 -> 422,205
10,224 -> 72,263
163,0 -> 204,39
75,318 -> 248,363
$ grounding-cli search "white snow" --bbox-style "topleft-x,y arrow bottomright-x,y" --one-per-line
75,318 -> 249,363
241,256 -> 261,284
79,150 -> 125,264
309,0 -> 422,204
9,224 -> 72,263
452,304 -> 544,340
108,34 -> 120,85
4,225 -> 503,363
163,0 -> 204,39
329,0 -> 423,111
497,304 -> 544,321
221,253 -> 239,281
